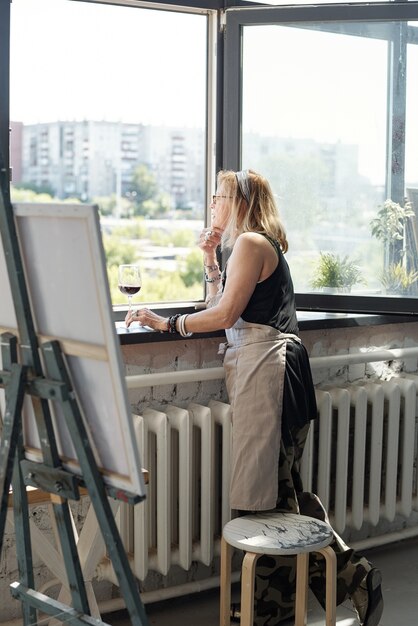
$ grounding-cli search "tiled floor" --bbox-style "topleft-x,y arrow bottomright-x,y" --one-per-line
103,535 -> 418,626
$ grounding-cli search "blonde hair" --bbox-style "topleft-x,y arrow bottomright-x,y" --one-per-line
218,169 -> 288,253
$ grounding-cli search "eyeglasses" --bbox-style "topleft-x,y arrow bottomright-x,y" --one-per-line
212,195 -> 232,204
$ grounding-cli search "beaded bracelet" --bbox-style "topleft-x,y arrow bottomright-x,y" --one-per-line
167,313 -> 181,333
205,272 -> 222,283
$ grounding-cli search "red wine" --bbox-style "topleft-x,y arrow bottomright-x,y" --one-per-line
119,285 -> 141,296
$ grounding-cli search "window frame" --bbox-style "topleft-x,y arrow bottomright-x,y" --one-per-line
0,0 -> 10,178
2,0 -> 418,316
223,2 -> 418,315
4,0 -> 221,309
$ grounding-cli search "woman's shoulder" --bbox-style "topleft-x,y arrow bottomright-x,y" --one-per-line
233,232 -> 273,259
236,231 -> 271,246
237,231 -> 281,255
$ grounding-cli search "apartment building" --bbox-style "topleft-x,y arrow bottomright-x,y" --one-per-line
12,119 -> 204,210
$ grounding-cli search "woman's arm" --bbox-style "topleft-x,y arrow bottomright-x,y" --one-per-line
186,233 -> 267,330
127,233 -> 269,333
199,226 -> 223,301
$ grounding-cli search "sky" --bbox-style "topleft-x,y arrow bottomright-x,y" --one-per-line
9,0 -> 418,185
10,0 -> 207,127
242,25 -> 388,184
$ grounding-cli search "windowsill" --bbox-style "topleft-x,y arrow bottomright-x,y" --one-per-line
295,311 -> 416,329
116,307 -> 417,345
115,301 -> 224,344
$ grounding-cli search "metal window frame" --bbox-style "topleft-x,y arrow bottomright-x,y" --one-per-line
0,0 -> 10,179
2,0 -> 224,309
3,0 -> 418,315
223,2 -> 418,315
69,1 -> 266,11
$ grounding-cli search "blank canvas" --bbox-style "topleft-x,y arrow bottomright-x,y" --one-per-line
0,202 -> 145,498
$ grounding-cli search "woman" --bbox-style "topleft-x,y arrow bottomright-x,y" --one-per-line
126,169 -> 383,626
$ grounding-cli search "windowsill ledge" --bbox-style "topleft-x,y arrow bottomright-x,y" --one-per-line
116,310 -> 417,345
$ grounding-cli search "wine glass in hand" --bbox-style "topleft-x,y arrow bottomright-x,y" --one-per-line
118,264 -> 142,313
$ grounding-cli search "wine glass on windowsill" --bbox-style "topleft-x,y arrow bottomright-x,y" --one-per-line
118,264 -> 142,313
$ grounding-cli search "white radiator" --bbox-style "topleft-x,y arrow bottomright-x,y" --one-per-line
129,399 -> 232,580
121,376 -> 418,581
303,375 -> 418,535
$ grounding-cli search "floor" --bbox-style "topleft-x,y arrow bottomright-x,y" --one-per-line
103,535 -> 418,626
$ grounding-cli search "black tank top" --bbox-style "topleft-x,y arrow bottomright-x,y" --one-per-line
224,235 -> 299,334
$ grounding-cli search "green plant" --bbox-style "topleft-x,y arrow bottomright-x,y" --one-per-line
370,199 -> 414,245
178,248 -> 203,287
102,234 -> 137,268
380,262 -> 418,295
370,198 -> 418,294
311,253 -> 365,291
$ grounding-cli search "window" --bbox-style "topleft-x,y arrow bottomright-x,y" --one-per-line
224,4 -> 418,314
5,0 -> 418,316
10,0 -> 210,306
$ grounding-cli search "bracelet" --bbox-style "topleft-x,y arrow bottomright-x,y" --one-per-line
168,313 -> 181,333
204,264 -> 218,272
178,314 -> 193,337
205,273 -> 222,283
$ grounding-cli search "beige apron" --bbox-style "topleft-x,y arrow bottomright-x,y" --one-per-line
223,318 -> 300,511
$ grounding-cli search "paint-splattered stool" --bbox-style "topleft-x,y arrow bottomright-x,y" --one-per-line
220,512 -> 336,626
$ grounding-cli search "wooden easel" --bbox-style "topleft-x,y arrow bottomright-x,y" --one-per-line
0,163 -> 149,625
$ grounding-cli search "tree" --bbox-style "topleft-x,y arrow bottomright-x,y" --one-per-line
11,186 -> 54,203
128,164 -> 172,218
14,181 -> 56,197
179,249 -> 203,287
103,235 -> 137,268
93,193 -> 130,217
129,164 -> 158,215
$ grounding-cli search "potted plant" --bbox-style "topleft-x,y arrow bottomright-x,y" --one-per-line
310,252 -> 365,293
370,199 -> 414,252
380,262 -> 418,296
370,199 -> 417,295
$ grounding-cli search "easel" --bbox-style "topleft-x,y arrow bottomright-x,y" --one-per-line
0,163 -> 149,626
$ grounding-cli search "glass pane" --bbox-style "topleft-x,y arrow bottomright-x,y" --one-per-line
10,0 -> 207,305
241,21 -> 418,301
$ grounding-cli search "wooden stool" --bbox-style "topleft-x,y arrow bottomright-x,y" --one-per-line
220,512 -> 336,626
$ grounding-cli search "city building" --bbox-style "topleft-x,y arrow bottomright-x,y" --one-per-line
12,119 -> 204,210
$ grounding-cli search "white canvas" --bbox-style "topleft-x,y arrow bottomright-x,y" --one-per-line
0,202 -> 145,497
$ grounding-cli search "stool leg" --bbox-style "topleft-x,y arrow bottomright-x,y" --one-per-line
220,537 -> 233,626
295,553 -> 309,626
241,552 -> 260,626
318,546 -> 337,626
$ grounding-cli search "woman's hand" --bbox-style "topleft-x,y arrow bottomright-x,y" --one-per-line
125,307 -> 168,331
198,226 -> 223,257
